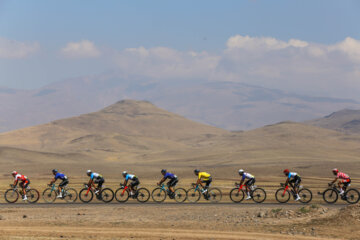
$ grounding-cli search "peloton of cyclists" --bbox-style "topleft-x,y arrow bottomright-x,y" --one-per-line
122,171 -> 140,198
157,169 -> 178,198
329,168 -> 351,196
237,169 -> 256,200
11,171 -> 30,201
49,169 -> 69,198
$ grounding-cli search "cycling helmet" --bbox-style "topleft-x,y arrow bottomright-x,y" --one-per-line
11,171 -> 18,176
52,169 -> 58,174
86,170 -> 92,176
194,169 -> 200,174
122,171 -> 127,176
161,169 -> 167,174
238,169 -> 244,175
332,168 -> 339,175
283,169 -> 290,174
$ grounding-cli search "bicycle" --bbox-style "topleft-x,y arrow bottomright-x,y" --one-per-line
114,184 -> 150,203
78,183 -> 114,203
275,183 -> 312,204
42,183 -> 78,203
186,183 -> 222,203
4,185 -> 40,203
230,183 -> 266,203
320,183 -> 360,204
151,183 -> 187,203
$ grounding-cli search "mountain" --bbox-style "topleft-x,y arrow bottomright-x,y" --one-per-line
1,100 -> 360,179
306,109 -> 360,134
0,75 -> 359,132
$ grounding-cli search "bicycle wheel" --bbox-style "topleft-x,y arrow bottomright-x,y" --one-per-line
42,188 -> 56,203
4,189 -> 19,203
208,188 -> 222,203
115,188 -> 130,203
299,188 -> 312,204
174,188 -> 187,203
345,189 -> 360,204
136,188 -> 150,203
230,188 -> 245,203
151,188 -> 167,203
252,188 -> 267,203
79,188 -> 93,203
323,189 -> 338,204
275,188 -> 291,203
64,188 -> 78,203
101,188 -> 114,203
27,189 -> 40,203
186,187 -> 201,203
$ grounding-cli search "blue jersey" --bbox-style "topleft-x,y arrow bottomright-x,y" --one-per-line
90,172 -> 102,180
164,172 -> 177,180
125,174 -> 137,181
288,172 -> 298,179
55,173 -> 67,180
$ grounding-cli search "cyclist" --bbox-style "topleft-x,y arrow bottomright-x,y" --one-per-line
194,169 -> 212,196
49,169 -> 69,198
11,171 -> 30,201
329,168 -> 351,196
283,169 -> 301,201
157,169 -> 178,198
122,171 -> 139,197
237,169 -> 255,200
86,170 -> 104,194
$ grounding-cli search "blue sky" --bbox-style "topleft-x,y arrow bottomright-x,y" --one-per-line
1,0 -> 360,98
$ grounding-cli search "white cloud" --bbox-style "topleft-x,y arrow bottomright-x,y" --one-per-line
226,34 -> 308,51
112,34 -> 360,101
61,40 -> 101,58
0,37 -> 39,59
329,37 -> 360,62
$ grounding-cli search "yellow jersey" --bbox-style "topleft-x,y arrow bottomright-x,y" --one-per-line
198,172 -> 211,181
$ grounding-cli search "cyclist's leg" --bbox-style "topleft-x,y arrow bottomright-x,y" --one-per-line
294,177 -> 301,194
130,179 -> 140,195
343,179 -> 351,191
338,180 -> 344,193
97,178 -> 104,191
204,177 -> 212,190
59,179 -> 69,196
168,178 -> 178,193
22,180 -> 30,199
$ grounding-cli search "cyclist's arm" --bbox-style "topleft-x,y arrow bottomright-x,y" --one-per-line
158,177 -> 166,185
50,177 -> 57,185
239,178 -> 244,186
88,179 -> 94,187
330,177 -> 338,185
196,178 -> 203,187
13,179 -> 18,186
284,178 -> 290,186
123,180 -> 128,186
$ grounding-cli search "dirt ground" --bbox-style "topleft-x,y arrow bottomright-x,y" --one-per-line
0,203 -> 359,240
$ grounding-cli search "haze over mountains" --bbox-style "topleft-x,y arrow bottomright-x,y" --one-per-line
0,74 -> 359,132
1,100 -> 360,179
306,109 -> 360,134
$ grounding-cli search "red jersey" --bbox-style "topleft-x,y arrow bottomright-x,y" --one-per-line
14,174 -> 28,182
337,172 -> 350,180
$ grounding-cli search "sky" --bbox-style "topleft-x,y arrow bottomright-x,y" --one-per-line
1,0 -> 360,100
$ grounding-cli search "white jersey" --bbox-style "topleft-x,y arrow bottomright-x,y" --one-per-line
242,172 -> 254,180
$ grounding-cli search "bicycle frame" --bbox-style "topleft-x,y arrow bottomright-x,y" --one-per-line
120,185 -> 129,195
282,185 -> 289,196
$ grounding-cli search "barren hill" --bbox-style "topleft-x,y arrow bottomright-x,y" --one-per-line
306,109 -> 360,134
1,101 -> 360,179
